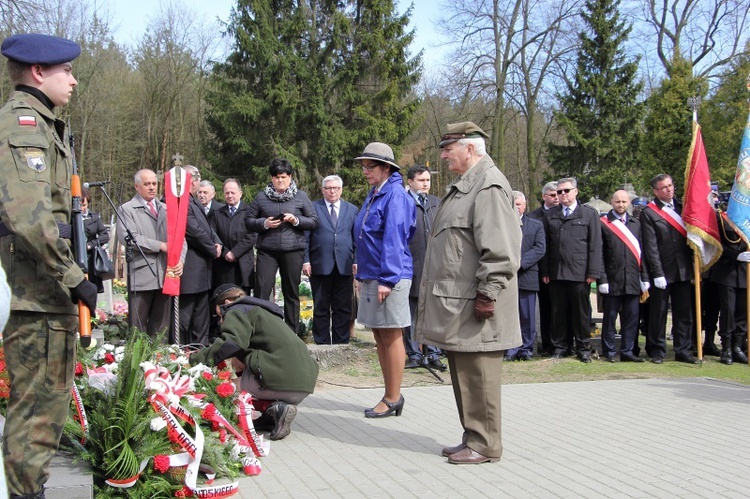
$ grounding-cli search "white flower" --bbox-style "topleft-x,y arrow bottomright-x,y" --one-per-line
150,417 -> 167,431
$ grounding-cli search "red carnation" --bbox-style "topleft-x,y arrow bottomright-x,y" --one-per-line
153,455 -> 170,473
175,486 -> 193,497
201,371 -> 213,381
219,428 -> 227,443
103,353 -> 116,364
216,360 -> 227,370
74,362 -> 84,376
217,370 -> 231,381
201,403 -> 216,421
216,382 -> 235,398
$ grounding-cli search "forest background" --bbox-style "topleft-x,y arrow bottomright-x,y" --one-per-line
2,0 -> 749,223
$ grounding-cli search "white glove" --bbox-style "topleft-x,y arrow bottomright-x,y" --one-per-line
640,281 -> 650,293
737,252 -> 750,263
598,283 -> 609,294
653,276 -> 667,289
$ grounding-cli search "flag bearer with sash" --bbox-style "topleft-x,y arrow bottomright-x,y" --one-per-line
598,190 -> 650,362
640,174 -> 697,364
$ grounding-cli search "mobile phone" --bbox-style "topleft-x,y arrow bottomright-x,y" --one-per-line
271,214 -> 285,221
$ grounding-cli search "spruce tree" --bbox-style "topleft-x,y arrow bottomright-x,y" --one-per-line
547,0 -> 643,201
640,57 -> 707,197
204,0 -> 421,201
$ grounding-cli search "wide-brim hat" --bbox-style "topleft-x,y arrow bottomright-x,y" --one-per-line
438,121 -> 490,148
354,142 -> 400,170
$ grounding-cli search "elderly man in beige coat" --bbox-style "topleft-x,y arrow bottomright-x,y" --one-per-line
415,122 -> 521,465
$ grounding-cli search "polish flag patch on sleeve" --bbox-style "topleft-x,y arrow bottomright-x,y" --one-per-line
18,115 -> 37,126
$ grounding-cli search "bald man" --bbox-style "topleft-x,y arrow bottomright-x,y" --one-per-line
597,190 -> 650,362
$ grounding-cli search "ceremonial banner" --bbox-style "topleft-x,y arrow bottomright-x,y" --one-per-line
683,121 -> 722,272
162,167 -> 190,295
727,107 -> 750,244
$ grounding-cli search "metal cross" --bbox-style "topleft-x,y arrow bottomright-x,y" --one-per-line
172,152 -> 184,167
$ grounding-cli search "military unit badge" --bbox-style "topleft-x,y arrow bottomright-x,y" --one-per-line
24,150 -> 46,172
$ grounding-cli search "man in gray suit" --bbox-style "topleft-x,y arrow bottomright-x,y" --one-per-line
302,175 -> 357,344
117,169 -> 184,338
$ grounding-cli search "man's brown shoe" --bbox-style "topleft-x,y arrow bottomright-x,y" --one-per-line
441,443 -> 466,457
448,447 -> 500,464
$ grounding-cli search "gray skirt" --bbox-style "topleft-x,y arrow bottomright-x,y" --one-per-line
357,278 -> 412,328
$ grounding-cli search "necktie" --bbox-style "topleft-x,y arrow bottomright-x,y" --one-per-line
205,206 -> 210,215
564,207 -> 570,218
148,200 -> 157,217
418,193 -> 427,208
330,203 -> 338,228
229,206 -> 236,218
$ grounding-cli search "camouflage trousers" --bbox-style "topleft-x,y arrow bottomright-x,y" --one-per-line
2,312 -> 76,497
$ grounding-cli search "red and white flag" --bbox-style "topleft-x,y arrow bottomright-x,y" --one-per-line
683,121 -> 722,272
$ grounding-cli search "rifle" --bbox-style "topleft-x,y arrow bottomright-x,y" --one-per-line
69,122 -> 92,347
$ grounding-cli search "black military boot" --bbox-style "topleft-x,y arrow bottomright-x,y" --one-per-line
719,336 -> 733,365
720,347 -> 733,365
732,333 -> 748,364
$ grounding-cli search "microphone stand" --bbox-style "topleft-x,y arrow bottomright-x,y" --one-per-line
89,183 -> 156,332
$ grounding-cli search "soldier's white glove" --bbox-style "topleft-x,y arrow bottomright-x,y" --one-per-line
653,277 -> 667,289
598,284 -> 609,294
737,252 -> 750,263
640,281 -> 650,293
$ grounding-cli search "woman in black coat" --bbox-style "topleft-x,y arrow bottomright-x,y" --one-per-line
245,158 -> 318,333
82,188 -> 110,293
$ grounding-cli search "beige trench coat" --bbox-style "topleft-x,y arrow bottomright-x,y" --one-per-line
415,155 -> 522,352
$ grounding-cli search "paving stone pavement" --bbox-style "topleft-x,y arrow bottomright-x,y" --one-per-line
234,377 -> 750,498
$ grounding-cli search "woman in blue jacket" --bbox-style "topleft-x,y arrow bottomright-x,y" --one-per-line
354,143 -> 416,418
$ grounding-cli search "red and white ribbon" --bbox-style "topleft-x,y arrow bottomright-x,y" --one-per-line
70,383 -> 88,443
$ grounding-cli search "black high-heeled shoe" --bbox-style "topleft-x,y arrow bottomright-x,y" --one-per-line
364,395 -> 404,418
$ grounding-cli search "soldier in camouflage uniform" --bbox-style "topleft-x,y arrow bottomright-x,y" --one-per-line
0,34 -> 98,499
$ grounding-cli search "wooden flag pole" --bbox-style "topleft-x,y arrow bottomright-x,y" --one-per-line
694,252 -> 703,364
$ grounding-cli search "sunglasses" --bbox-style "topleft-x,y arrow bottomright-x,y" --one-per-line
557,188 -> 574,194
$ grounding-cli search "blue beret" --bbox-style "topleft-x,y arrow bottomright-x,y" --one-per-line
1,33 -> 81,65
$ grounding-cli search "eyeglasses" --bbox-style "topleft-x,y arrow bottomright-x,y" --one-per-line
323,186 -> 342,191
557,188 -> 574,194
544,192 -> 558,197
361,163 -> 380,172
656,183 -> 673,191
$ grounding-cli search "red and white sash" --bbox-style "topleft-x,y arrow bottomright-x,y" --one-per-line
647,201 -> 687,238
162,167 -> 190,295
601,216 -> 641,266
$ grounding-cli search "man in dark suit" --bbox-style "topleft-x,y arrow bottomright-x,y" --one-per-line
180,165 -> 222,346
598,190 -> 650,362
302,175 -> 357,344
528,181 -> 558,356
540,177 -> 602,362
505,191 -> 545,361
640,173 -> 696,364
213,179 -> 257,293
707,210 -> 748,364
402,165 -> 445,370
198,180 -> 224,225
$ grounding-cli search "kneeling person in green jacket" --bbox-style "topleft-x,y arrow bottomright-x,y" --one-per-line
190,284 -> 319,440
